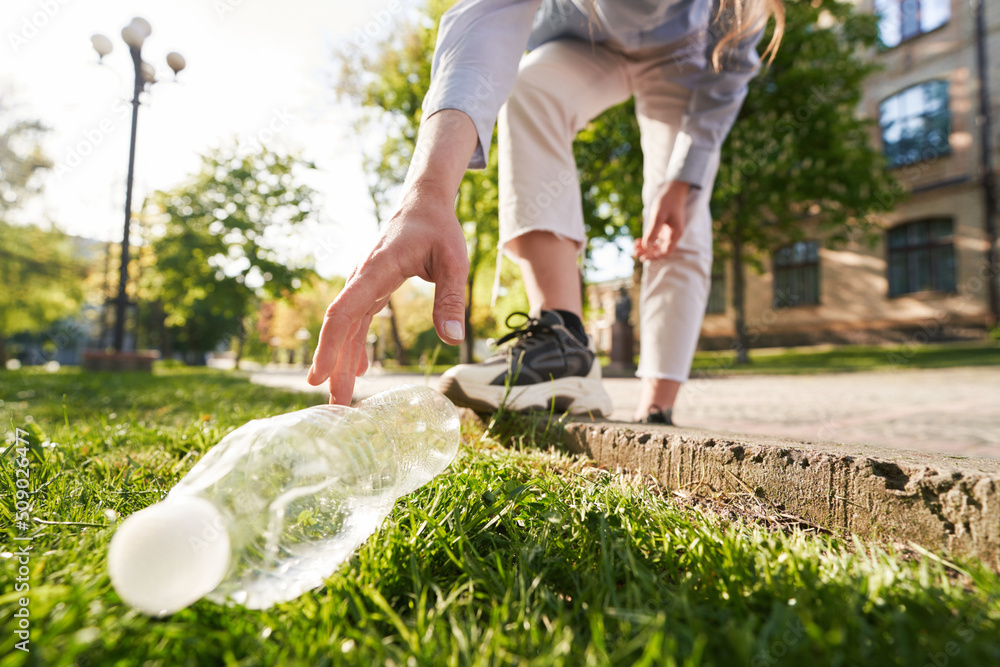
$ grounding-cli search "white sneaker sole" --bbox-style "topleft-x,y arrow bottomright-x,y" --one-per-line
440,374 -> 613,418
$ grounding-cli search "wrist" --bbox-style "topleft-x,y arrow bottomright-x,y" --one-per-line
402,109 -> 477,200
408,176 -> 460,204
392,183 -> 462,233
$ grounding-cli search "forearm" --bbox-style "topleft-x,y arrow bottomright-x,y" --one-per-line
402,109 -> 479,202
308,111 -> 477,398
422,0 -> 542,168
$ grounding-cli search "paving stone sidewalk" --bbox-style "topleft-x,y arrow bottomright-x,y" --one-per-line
247,366 -> 1000,459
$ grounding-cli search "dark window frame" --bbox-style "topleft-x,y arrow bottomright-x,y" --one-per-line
874,0 -> 951,49
878,80 -> 951,168
886,218 -> 957,297
773,241 -> 821,309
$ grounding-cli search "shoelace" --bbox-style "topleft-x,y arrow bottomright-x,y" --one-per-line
494,312 -> 568,360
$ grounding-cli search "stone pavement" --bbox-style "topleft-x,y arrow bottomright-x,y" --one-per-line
247,366 -> 1000,459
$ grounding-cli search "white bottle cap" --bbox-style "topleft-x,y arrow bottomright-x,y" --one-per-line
107,495 -> 231,616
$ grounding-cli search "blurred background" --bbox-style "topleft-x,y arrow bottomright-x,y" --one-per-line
0,0 -> 997,386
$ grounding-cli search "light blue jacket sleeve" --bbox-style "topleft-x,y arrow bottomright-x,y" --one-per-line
422,0 -> 544,169
664,30 -> 763,188
423,0 -> 763,184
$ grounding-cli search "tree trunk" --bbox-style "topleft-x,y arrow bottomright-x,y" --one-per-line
461,182 -> 481,365
158,301 -> 172,361
462,286 -> 475,364
462,235 -> 479,365
0,337 -> 7,367
387,296 -> 408,366
365,179 -> 409,367
731,213 -> 750,365
100,241 -> 113,348
234,318 -> 246,370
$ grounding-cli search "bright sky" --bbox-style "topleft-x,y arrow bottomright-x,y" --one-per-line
1,0 -> 632,282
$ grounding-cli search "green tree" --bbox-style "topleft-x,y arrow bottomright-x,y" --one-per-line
149,145 -> 317,362
576,0 -> 896,362
714,0 -> 895,362
0,222 -> 88,365
0,106 -> 88,365
0,103 -> 50,213
250,274 -> 347,366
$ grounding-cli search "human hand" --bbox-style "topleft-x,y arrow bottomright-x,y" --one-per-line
633,180 -> 691,261
307,190 -> 469,404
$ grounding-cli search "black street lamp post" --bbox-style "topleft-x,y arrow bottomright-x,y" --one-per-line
91,18 -> 186,353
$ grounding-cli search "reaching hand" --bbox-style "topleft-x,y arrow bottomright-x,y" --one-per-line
307,191 -> 470,404
633,180 -> 691,261
307,109 -> 478,405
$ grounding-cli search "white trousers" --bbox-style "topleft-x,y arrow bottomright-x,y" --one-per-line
498,38 -> 719,383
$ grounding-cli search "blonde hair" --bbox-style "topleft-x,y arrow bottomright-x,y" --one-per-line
584,0 -> 785,71
712,0 -> 785,70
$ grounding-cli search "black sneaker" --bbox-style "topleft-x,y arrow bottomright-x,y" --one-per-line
439,310 -> 613,416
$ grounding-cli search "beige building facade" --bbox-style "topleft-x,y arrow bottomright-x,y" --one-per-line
590,0 -> 999,352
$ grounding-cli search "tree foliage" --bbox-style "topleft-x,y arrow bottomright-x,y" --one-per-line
0,100 -> 50,213
149,146 -> 317,356
575,99 -> 645,246
715,0 -> 895,359
0,103 -> 87,364
575,0 -> 896,359
0,222 -> 88,359
247,274 -> 346,363
715,0 -> 893,262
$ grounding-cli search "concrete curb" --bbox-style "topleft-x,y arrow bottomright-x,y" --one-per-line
472,412 -> 1000,570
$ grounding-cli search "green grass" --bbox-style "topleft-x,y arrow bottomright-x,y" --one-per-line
687,340 -> 1000,376
2,368 -> 999,666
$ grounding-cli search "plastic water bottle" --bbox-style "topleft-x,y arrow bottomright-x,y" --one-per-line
107,384 -> 460,616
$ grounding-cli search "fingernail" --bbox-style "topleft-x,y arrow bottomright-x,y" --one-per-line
444,320 -> 464,341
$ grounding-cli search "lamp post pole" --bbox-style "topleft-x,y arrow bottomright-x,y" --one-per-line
92,18 -> 185,354
112,43 -> 145,353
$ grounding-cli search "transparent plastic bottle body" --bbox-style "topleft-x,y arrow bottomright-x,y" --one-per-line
108,384 -> 460,614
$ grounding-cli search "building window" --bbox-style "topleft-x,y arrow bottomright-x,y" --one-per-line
874,0 -> 950,48
773,241 -> 820,308
879,81 -> 950,168
706,268 -> 726,314
887,219 -> 956,297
